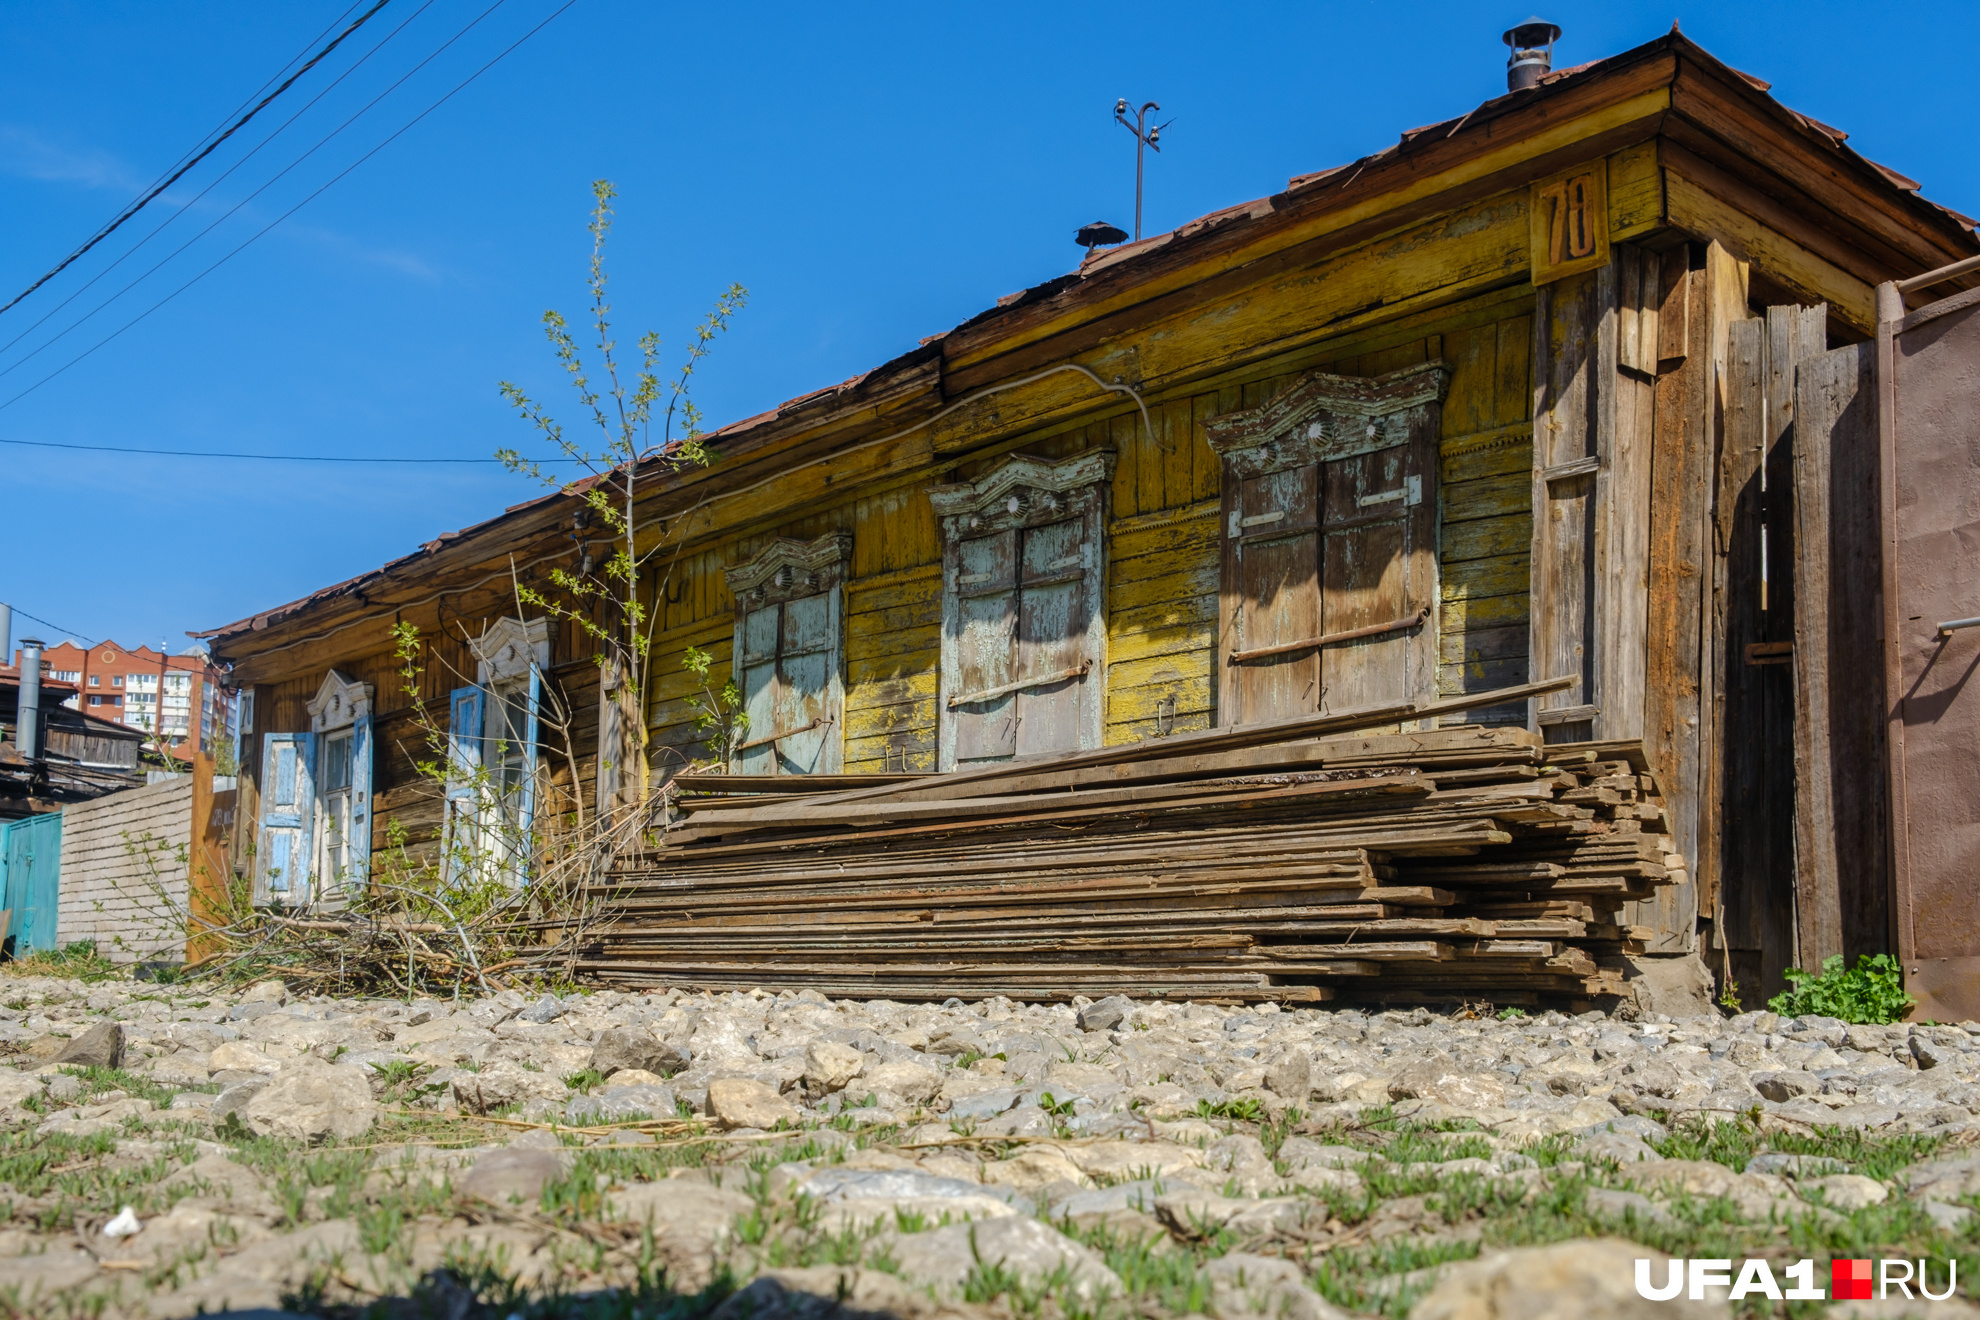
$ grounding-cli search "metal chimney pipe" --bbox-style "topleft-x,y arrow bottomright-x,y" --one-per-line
17,637 -> 44,761
0,604 -> 12,672
1503,18 -> 1562,92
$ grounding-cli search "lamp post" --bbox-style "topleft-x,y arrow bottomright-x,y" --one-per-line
1113,99 -> 1173,242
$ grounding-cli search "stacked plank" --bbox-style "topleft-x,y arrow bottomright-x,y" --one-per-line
578,681 -> 1685,1007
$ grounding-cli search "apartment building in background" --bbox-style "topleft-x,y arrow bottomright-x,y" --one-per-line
3,641 -> 233,756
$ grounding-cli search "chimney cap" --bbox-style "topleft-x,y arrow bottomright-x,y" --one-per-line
1502,17 -> 1561,48
1076,221 -> 1130,249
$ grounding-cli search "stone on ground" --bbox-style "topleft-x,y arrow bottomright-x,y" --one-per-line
240,1060 -> 377,1142
590,1025 -> 686,1078
709,1076 -> 800,1128
50,1022 -> 123,1069
889,1216 -> 1121,1300
1409,1241 -> 1727,1320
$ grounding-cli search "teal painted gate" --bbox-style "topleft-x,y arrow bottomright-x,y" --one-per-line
0,813 -> 62,954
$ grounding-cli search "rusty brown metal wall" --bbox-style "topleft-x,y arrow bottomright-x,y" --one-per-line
1879,280 -> 1980,1022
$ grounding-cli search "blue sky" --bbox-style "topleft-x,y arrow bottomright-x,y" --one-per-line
2,0 -> 1974,655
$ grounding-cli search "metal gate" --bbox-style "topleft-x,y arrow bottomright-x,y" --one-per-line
1878,263 -> 1980,1022
0,813 -> 63,955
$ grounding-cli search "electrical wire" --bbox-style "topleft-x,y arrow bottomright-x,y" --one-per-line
0,436 -> 577,463
0,0 -> 490,384
5,607 -> 96,647
0,1 -> 392,321
0,0 -> 579,413
0,0 -> 441,362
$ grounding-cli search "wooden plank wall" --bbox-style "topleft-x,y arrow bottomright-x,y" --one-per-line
1792,339 -> 1888,967
638,290 -> 1539,771
244,611 -> 601,868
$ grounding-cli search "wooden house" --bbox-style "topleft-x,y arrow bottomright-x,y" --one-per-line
200,27 -> 1979,1003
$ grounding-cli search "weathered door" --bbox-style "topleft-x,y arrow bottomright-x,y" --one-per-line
1,813 -> 62,953
1014,518 -> 1092,759
1879,280 -> 1980,1022
953,529 -> 1020,762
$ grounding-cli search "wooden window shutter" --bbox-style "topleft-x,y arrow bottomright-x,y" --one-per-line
930,451 -> 1114,771
254,731 -> 315,906
440,685 -> 484,887
347,702 -> 372,894
1207,363 -> 1449,728
724,534 -> 850,775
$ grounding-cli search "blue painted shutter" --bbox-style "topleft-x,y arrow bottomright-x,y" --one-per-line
441,686 -> 484,886
516,663 -> 541,882
256,732 -> 316,905
347,704 -> 373,896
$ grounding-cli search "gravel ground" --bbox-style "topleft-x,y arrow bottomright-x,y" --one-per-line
4,973 -> 1980,1320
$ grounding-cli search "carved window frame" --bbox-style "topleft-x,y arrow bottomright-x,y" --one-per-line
929,449 -> 1115,771
722,533 -> 851,774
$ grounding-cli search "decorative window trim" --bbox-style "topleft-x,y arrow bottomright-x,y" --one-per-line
471,616 -> 551,686
927,450 -> 1115,538
305,669 -> 372,732
722,534 -> 850,775
931,449 -> 1115,771
724,532 -> 851,605
1205,362 -> 1451,479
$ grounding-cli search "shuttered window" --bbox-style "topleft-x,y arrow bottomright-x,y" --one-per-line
255,669 -> 373,908
724,534 -> 849,775
1208,365 -> 1449,727
931,451 -> 1114,771
444,617 -> 551,887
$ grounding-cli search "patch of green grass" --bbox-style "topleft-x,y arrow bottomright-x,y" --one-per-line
1376,1130 -> 1494,1165
0,1126 -> 204,1231
1060,1213 -> 1212,1315
4,941 -> 121,982
57,1063 -> 183,1109
1311,1236 -> 1484,1318
1195,1097 -> 1264,1122
1650,1114 -> 1949,1182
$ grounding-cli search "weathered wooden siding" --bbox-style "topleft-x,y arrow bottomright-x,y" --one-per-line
636,287 -> 1540,768
242,611 -> 600,867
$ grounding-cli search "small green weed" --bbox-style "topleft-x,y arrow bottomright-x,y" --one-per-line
562,1065 -> 607,1095
1769,953 -> 1914,1024
1195,1097 -> 1264,1122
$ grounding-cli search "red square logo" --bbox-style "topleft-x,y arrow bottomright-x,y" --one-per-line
1833,1260 -> 1874,1300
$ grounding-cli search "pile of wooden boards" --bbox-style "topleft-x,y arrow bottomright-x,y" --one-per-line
578,680 -> 1685,1007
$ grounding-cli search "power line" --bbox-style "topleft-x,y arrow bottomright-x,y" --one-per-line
0,436 -> 579,464
0,0 -> 578,409
5,607 -> 96,647
0,0 -> 440,363
0,1 -> 393,321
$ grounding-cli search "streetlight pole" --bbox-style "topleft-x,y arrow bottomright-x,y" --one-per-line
1113,99 -> 1172,242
